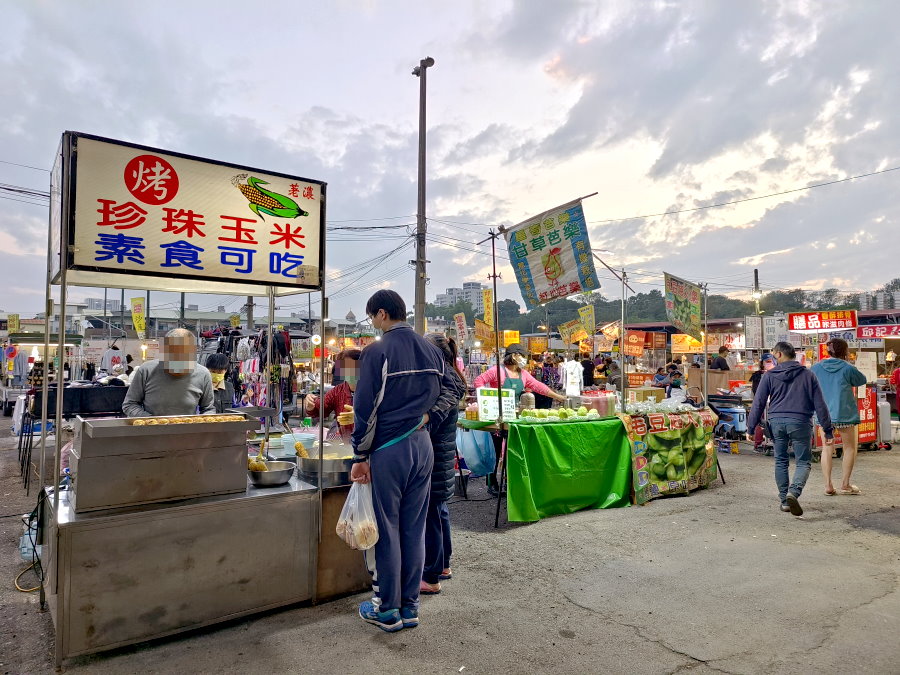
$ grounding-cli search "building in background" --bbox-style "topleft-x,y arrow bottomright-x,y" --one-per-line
434,282 -> 486,313
858,291 -> 900,311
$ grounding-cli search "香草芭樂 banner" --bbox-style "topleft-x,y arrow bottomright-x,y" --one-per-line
504,199 -> 600,311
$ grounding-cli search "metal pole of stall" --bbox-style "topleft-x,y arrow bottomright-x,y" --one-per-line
264,287 -> 275,451
703,283 -> 709,404
620,268 -> 628,406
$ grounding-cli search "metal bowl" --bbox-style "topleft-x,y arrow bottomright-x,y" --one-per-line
297,456 -> 354,488
248,460 -> 295,487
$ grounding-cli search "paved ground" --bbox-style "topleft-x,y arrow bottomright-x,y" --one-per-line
1,430 -> 898,674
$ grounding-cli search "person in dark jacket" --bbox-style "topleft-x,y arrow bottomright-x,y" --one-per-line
205,353 -> 235,414
350,290 -> 459,632
811,338 -> 868,496
420,334 -> 467,595
710,346 -> 731,370
747,342 -> 834,517
580,354 -> 596,387
749,354 -> 777,451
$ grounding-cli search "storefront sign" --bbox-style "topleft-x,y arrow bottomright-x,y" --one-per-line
623,410 -> 719,505
763,316 -> 789,348
858,388 -> 878,444
468,349 -> 487,365
671,333 -> 703,353
482,288 -> 494,328
706,333 -> 745,351
7,314 -> 20,334
594,335 -> 614,352
453,313 -> 468,343
474,318 -> 493,341
819,330 -> 884,349
857,325 -> 900,338
623,330 -> 646,357
230,314 -> 241,328
599,321 -> 621,341
501,330 -> 521,348
61,132 -> 325,289
664,273 -> 702,340
788,310 -> 857,332
476,387 -> 517,422
577,305 -> 595,337
559,319 -> 586,344
130,297 -> 146,339
648,332 -> 667,350
527,336 -> 548,353
855,351 -> 877,383
744,315 -> 763,349
504,198 -> 600,310
292,337 -> 312,359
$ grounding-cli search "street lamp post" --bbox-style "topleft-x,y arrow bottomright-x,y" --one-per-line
412,56 -> 435,335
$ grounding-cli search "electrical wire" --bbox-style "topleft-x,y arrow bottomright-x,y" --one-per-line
15,561 -> 41,593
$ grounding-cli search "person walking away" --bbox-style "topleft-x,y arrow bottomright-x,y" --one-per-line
811,338 -> 868,496
420,334 -> 467,595
350,291 -> 459,632
710,346 -> 731,371
749,354 -> 777,452
473,344 -> 566,494
747,342 -> 833,517
580,353 -> 596,387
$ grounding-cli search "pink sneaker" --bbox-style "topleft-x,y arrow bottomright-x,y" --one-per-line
420,580 -> 441,595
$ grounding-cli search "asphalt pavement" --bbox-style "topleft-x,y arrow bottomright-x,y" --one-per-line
1,432 -> 898,674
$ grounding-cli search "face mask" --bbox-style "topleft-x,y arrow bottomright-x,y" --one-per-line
164,360 -> 196,375
343,374 -> 359,387
211,373 -> 225,385
512,354 -> 527,368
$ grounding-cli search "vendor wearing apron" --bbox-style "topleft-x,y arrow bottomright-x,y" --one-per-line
350,290 -> 460,633
472,344 -> 566,494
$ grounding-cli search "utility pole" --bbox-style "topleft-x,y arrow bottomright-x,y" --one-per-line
752,268 -> 763,315
246,295 -> 254,332
412,56 -> 435,335
179,293 -> 185,329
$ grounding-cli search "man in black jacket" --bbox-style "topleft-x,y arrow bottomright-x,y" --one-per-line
710,346 -> 731,370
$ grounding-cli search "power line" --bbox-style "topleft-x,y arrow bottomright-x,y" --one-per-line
0,159 -> 49,172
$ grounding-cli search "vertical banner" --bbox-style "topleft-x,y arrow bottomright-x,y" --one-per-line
482,288 -> 494,328
453,313 -> 468,344
8,314 -> 20,334
623,330 -> 647,357
744,315 -> 763,349
663,273 -> 703,341
577,305 -> 595,337
504,198 -> 601,310
130,297 -> 146,340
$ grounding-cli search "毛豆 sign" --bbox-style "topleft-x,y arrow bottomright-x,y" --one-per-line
476,387 -> 517,422
59,132 -> 325,290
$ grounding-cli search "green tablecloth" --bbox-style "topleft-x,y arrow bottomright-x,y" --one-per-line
505,418 -> 631,522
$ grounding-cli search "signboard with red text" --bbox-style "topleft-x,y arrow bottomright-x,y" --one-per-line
857,325 -> 900,338
787,311 -> 857,332
55,132 -> 325,290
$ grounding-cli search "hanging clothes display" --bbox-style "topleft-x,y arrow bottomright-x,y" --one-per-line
563,358 -> 583,397
100,346 -> 122,372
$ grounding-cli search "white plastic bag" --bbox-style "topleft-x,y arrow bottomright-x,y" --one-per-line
335,482 -> 379,550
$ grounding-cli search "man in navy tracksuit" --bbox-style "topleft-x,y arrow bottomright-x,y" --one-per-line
350,290 -> 459,632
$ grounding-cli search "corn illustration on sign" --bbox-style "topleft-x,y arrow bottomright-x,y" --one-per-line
56,132 -> 325,292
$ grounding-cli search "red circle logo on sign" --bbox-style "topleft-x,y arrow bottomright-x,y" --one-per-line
124,154 -> 179,205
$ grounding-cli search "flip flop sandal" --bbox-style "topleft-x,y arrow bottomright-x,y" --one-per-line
837,485 -> 861,495
824,489 -> 836,496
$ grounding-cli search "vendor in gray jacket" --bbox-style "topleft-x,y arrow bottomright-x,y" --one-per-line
350,290 -> 459,633
122,329 -> 214,417
747,341 -> 833,517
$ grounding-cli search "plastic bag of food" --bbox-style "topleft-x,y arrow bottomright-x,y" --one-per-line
335,482 -> 379,550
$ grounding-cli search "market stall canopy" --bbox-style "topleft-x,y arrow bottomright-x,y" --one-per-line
50,132 -> 326,297
7,332 -> 83,346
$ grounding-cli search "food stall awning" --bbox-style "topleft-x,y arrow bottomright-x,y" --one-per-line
8,332 -> 83,346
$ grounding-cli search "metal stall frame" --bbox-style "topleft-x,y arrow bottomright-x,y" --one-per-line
38,132 -> 329,663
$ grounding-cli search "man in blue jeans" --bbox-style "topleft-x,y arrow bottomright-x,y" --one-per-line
747,341 -> 834,517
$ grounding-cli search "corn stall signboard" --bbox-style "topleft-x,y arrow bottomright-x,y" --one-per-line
57,132 -> 325,289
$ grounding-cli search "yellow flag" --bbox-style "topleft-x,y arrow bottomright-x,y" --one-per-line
482,288 -> 494,327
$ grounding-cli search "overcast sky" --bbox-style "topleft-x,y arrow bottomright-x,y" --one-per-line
1,1 -> 898,320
